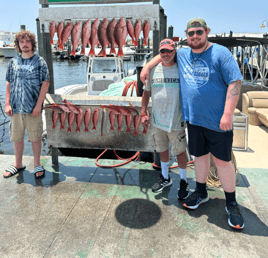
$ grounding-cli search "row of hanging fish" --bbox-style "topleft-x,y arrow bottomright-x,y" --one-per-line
49,18 -> 150,58
44,102 -> 148,135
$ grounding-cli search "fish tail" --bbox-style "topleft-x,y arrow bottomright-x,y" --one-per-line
117,49 -> 124,58
60,125 -> 65,129
70,50 -> 76,57
75,127 -> 80,132
50,39 -> 53,45
133,130 -> 138,136
110,47 -> 116,55
97,50 -> 106,57
67,127 -> 71,132
80,48 -> 85,56
58,44 -> 64,50
143,40 -> 147,46
92,125 -> 96,130
52,124 -> 56,129
117,125 -> 121,131
88,48 -> 95,56
127,127 -> 131,133
134,40 -> 138,47
85,127 -> 89,132
110,125 -> 114,131
132,39 -> 135,45
143,128 -> 147,134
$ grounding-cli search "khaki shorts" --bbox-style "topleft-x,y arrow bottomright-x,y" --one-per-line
9,114 -> 43,142
153,127 -> 187,156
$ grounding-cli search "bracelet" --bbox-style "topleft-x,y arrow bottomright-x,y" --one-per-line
141,113 -> 147,117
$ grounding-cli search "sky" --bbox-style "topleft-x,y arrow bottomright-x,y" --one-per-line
1,0 -> 268,40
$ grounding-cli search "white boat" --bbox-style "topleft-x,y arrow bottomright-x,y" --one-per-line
0,46 -> 17,58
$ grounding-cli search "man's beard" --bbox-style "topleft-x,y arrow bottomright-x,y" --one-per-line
188,39 -> 207,50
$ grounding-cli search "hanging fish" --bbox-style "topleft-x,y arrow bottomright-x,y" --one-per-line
134,20 -> 141,47
114,18 -> 127,58
52,110 -> 58,129
125,112 -> 132,133
80,19 -> 91,56
62,99 -> 79,114
60,112 -> 67,130
89,19 -> 99,56
109,111 -> 116,131
56,21 -> 64,46
107,18 -> 117,55
97,18 -> 109,57
126,20 -> 135,45
58,22 -> 73,51
133,114 -> 141,136
70,21 -> 82,57
84,107 -> 91,132
67,112 -> 75,133
49,21 -> 56,45
143,20 -> 150,46
92,108 -> 99,130
117,113 -> 123,131
75,107 -> 83,132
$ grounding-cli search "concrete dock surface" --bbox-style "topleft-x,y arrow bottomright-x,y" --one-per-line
0,124 -> 267,258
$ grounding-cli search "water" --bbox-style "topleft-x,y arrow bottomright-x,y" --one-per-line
0,56 -> 140,156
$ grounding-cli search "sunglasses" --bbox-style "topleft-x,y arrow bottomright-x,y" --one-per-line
160,49 -> 174,53
160,40 -> 172,45
187,30 -> 204,37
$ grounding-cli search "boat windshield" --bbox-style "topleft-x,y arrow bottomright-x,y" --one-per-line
92,60 -> 117,73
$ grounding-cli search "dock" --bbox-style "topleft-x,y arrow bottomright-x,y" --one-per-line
0,124 -> 267,257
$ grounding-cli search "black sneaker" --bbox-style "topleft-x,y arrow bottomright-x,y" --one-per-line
225,201 -> 244,229
183,189 -> 209,209
152,175 -> 172,193
178,179 -> 190,200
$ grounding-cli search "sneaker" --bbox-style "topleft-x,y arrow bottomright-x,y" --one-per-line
178,179 -> 190,200
183,189 -> 209,209
225,201 -> 244,229
152,175 -> 172,193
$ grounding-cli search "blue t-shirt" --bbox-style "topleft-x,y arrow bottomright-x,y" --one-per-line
6,54 -> 50,114
177,43 -> 243,132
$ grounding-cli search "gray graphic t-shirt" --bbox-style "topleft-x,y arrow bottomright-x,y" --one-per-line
144,63 -> 185,132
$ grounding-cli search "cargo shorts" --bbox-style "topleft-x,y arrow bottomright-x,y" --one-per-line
153,127 -> 187,156
9,114 -> 43,142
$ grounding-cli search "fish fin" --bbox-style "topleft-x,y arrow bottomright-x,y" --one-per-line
80,48 -> 85,56
60,125 -> 65,129
92,125 -> 96,130
75,127 -> 80,132
143,41 -> 147,46
70,50 -> 76,56
67,127 -> 71,132
52,124 -> 56,129
110,125 -> 114,131
132,39 -> 135,45
85,127 -> 89,132
110,47 -> 116,55
50,39 -> 53,45
117,49 -> 124,58
97,50 -> 106,57
117,126 -> 121,131
133,131 -> 138,136
134,40 -> 138,47
58,44 -> 64,51
127,127 -> 131,133
142,128 -> 147,134
88,48 -> 95,56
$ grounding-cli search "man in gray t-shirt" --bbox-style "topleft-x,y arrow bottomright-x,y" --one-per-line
141,39 -> 189,199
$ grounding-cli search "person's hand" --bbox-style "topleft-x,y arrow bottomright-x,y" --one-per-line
140,67 -> 149,85
5,104 -> 13,117
219,113 -> 233,131
141,113 -> 150,131
32,105 -> 42,117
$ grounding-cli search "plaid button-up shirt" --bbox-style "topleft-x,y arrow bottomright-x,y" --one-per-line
6,54 -> 49,114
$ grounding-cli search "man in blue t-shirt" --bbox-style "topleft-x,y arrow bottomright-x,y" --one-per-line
141,18 -> 244,230
4,30 -> 50,179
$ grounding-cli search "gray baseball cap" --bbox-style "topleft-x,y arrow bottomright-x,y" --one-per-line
186,18 -> 207,30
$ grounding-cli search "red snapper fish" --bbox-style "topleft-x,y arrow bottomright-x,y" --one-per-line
97,18 -> 109,57
107,18 -> 117,55
57,21 -> 64,46
117,113 -> 123,131
109,111 -> 116,131
62,99 -> 79,114
58,22 -> 73,51
89,19 -> 99,56
80,19 -> 91,56
100,104 -> 120,114
134,20 -> 141,47
125,113 -> 132,133
114,18 -> 126,58
49,21 -> 56,45
60,112 -> 67,130
67,112 -> 75,132
43,103 -> 62,113
75,107 -> 83,132
52,110 -> 58,129
133,114 -> 141,136
84,107 -> 91,132
126,20 -> 135,45
92,108 -> 99,130
143,20 -> 150,46
70,21 -> 82,57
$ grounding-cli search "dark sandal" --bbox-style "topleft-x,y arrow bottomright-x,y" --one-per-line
4,165 -> 26,178
34,166 -> 45,179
